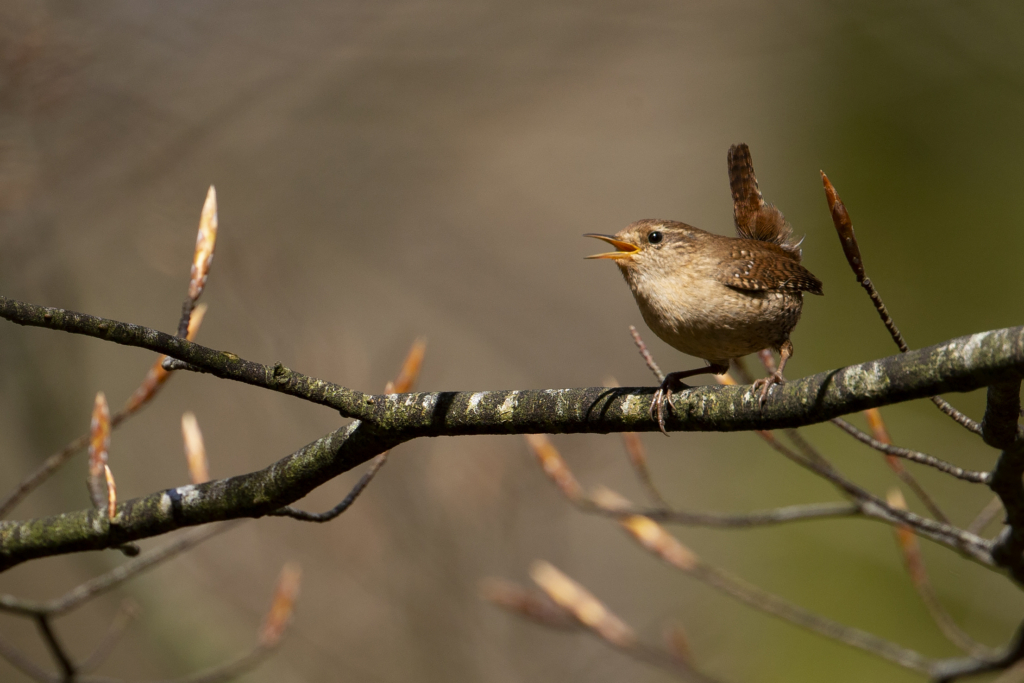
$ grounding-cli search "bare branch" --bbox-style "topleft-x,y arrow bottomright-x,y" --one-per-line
629,325 -> 664,383
617,510 -> 934,673
587,494 -> 861,528
968,496 -> 1004,536
620,432 -> 670,508
831,417 -> 990,484
886,489 -> 992,657
270,454 -> 387,522
34,615 -> 73,681
0,305 -> 207,519
821,172 -> 983,435
0,295 -> 1021,568
530,561 -> 723,682
983,380 -> 1023,450
78,600 -> 139,674
271,338 -> 426,522
930,618 -> 1024,682
0,524 -> 232,617
0,632 -> 58,682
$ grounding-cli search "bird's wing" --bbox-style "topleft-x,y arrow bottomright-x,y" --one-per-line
713,242 -> 824,295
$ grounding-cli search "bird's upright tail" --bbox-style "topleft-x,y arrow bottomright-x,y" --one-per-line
727,143 -> 798,254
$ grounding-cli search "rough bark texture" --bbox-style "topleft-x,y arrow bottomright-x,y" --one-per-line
1,295 -> 1023,576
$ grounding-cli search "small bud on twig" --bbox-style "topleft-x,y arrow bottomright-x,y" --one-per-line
664,624 -> 693,665
479,578 -> 577,629
620,516 -> 699,571
88,392 -> 111,511
181,412 -> 210,484
259,562 -> 302,647
590,486 -> 632,512
188,186 -> 218,302
391,338 -> 427,394
525,434 -> 583,502
124,303 -> 208,415
886,488 -> 926,587
530,561 -> 635,647
821,171 -> 864,282
103,464 -> 117,520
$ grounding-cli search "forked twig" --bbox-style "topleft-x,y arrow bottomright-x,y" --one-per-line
0,305 -> 208,520
271,338 -> 426,523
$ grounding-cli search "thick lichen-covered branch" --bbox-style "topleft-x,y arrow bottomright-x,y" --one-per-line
2,295 -> 1023,574
0,422 -> 399,571
3,295 -> 1024,435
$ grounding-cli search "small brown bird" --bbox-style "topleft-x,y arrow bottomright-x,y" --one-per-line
586,144 -> 823,433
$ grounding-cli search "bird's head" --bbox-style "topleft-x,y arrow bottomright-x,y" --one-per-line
585,220 -> 710,277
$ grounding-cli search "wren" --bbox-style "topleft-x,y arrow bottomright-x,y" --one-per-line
586,143 -> 823,433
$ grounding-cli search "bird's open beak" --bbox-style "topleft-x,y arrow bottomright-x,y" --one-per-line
584,234 -> 640,260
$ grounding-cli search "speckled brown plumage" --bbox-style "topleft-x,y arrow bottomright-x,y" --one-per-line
585,143 -> 823,432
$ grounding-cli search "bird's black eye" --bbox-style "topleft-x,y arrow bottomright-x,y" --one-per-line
647,231 -> 663,245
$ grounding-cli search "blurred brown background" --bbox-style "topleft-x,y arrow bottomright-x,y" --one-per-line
1,1 -> 1023,681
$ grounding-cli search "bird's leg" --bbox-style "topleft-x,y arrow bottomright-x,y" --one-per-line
751,339 -> 793,407
651,363 -> 730,435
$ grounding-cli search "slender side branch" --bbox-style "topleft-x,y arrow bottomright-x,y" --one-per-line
821,172 -> 983,435
270,454 -> 387,522
585,493 -> 860,528
34,615 -> 73,681
617,511 -> 934,674
831,418 -> 991,484
930,618 -> 1024,682
0,296 -> 370,419
0,632 -> 57,683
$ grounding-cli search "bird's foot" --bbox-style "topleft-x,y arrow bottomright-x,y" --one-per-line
751,371 -> 786,409
651,374 -> 689,436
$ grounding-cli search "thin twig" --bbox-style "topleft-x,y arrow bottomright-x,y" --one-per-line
629,325 -> 664,383
931,618 -> 1024,682
0,523 -> 234,618
0,304 -> 207,520
617,511 -> 934,673
0,632 -> 57,682
77,600 -> 139,674
886,490 -> 992,658
52,524 -> 233,617
78,644 -> 272,683
843,410 -> 951,523
619,432 -> 670,508
34,615 -> 74,682
752,430 -> 992,564
585,496 -> 861,528
968,496 -> 1004,536
529,561 -> 723,682
821,172 -> 983,435
270,338 -> 425,522
831,418 -> 990,484
271,453 -> 388,522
